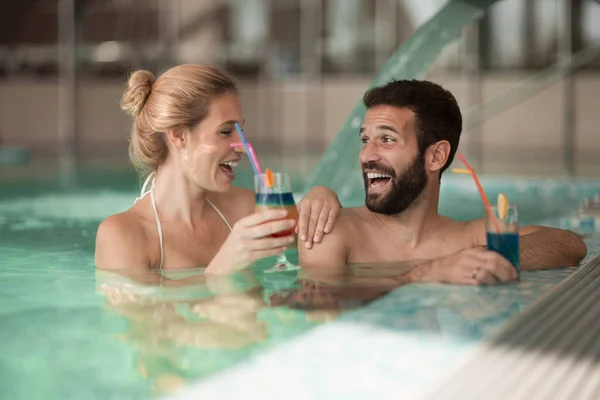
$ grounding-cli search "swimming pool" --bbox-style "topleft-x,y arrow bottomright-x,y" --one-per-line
1,171 -> 599,399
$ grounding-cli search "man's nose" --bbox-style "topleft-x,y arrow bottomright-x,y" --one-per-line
359,143 -> 381,164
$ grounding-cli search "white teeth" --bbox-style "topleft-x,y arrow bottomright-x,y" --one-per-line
366,172 -> 391,179
221,160 -> 239,167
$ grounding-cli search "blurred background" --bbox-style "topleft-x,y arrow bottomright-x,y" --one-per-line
1,0 -> 600,188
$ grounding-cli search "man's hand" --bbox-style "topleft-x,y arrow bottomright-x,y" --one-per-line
469,219 -> 587,270
401,247 -> 519,286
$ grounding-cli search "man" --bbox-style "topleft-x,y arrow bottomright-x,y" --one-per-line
299,80 -> 587,285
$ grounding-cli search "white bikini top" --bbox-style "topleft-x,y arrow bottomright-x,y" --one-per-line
134,172 -> 233,269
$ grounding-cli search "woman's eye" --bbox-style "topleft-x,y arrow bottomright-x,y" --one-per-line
220,130 -> 232,135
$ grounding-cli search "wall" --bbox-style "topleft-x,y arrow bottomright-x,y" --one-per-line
1,72 -> 599,178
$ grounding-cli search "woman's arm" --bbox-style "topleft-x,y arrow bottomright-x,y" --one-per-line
230,185 -> 343,250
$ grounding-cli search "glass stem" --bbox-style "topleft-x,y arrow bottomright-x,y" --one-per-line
276,253 -> 288,265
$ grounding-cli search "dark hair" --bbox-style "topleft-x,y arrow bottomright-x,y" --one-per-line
362,79 -> 462,176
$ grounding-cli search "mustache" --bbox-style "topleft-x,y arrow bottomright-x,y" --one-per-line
361,161 -> 396,178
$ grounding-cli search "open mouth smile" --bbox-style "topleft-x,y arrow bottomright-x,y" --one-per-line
365,171 -> 392,192
219,159 -> 240,181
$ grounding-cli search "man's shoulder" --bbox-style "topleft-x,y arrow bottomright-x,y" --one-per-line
462,217 -> 485,235
297,207 -> 367,268
318,206 -> 372,245
337,206 -> 370,227
440,216 -> 485,247
439,215 -> 478,228
316,206 -> 366,243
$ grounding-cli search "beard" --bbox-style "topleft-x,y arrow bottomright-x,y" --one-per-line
362,152 -> 428,215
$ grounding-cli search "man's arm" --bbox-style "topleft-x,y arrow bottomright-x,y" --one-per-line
469,219 -> 587,270
518,225 -> 587,269
395,246 -> 518,286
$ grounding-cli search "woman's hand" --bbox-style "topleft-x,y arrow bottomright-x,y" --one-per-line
296,185 -> 341,249
206,209 -> 296,275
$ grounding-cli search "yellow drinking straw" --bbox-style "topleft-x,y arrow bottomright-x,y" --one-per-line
451,168 -> 472,175
455,153 -> 501,234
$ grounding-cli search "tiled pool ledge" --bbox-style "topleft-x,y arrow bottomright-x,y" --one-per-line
163,244 -> 600,400
423,251 -> 600,400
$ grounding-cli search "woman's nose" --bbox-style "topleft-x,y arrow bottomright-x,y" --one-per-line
229,142 -> 246,154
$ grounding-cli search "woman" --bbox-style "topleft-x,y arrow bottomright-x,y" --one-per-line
95,64 -> 340,275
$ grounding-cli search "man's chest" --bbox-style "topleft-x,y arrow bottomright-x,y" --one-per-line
347,229 -> 473,264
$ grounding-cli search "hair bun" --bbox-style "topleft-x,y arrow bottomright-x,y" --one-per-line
121,70 -> 155,117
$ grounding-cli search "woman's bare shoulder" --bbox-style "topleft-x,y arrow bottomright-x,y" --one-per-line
224,186 -> 255,202
97,209 -> 144,239
211,186 -> 256,219
95,208 -> 150,270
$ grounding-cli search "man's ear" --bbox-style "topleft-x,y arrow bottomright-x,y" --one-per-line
426,140 -> 451,173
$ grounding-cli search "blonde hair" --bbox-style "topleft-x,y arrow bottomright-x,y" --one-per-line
120,64 -> 237,175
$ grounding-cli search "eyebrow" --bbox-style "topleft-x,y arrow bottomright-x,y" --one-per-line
359,125 -> 398,135
221,118 -> 246,127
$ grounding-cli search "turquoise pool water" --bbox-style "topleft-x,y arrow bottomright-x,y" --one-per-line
1,172 -> 599,399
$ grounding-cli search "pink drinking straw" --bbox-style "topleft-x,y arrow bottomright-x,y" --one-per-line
232,123 -> 263,175
230,142 -> 263,176
230,141 -> 263,174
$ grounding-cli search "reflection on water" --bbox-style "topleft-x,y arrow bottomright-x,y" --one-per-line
95,260 -> 418,396
95,257 -> 577,397
1,185 -> 596,400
